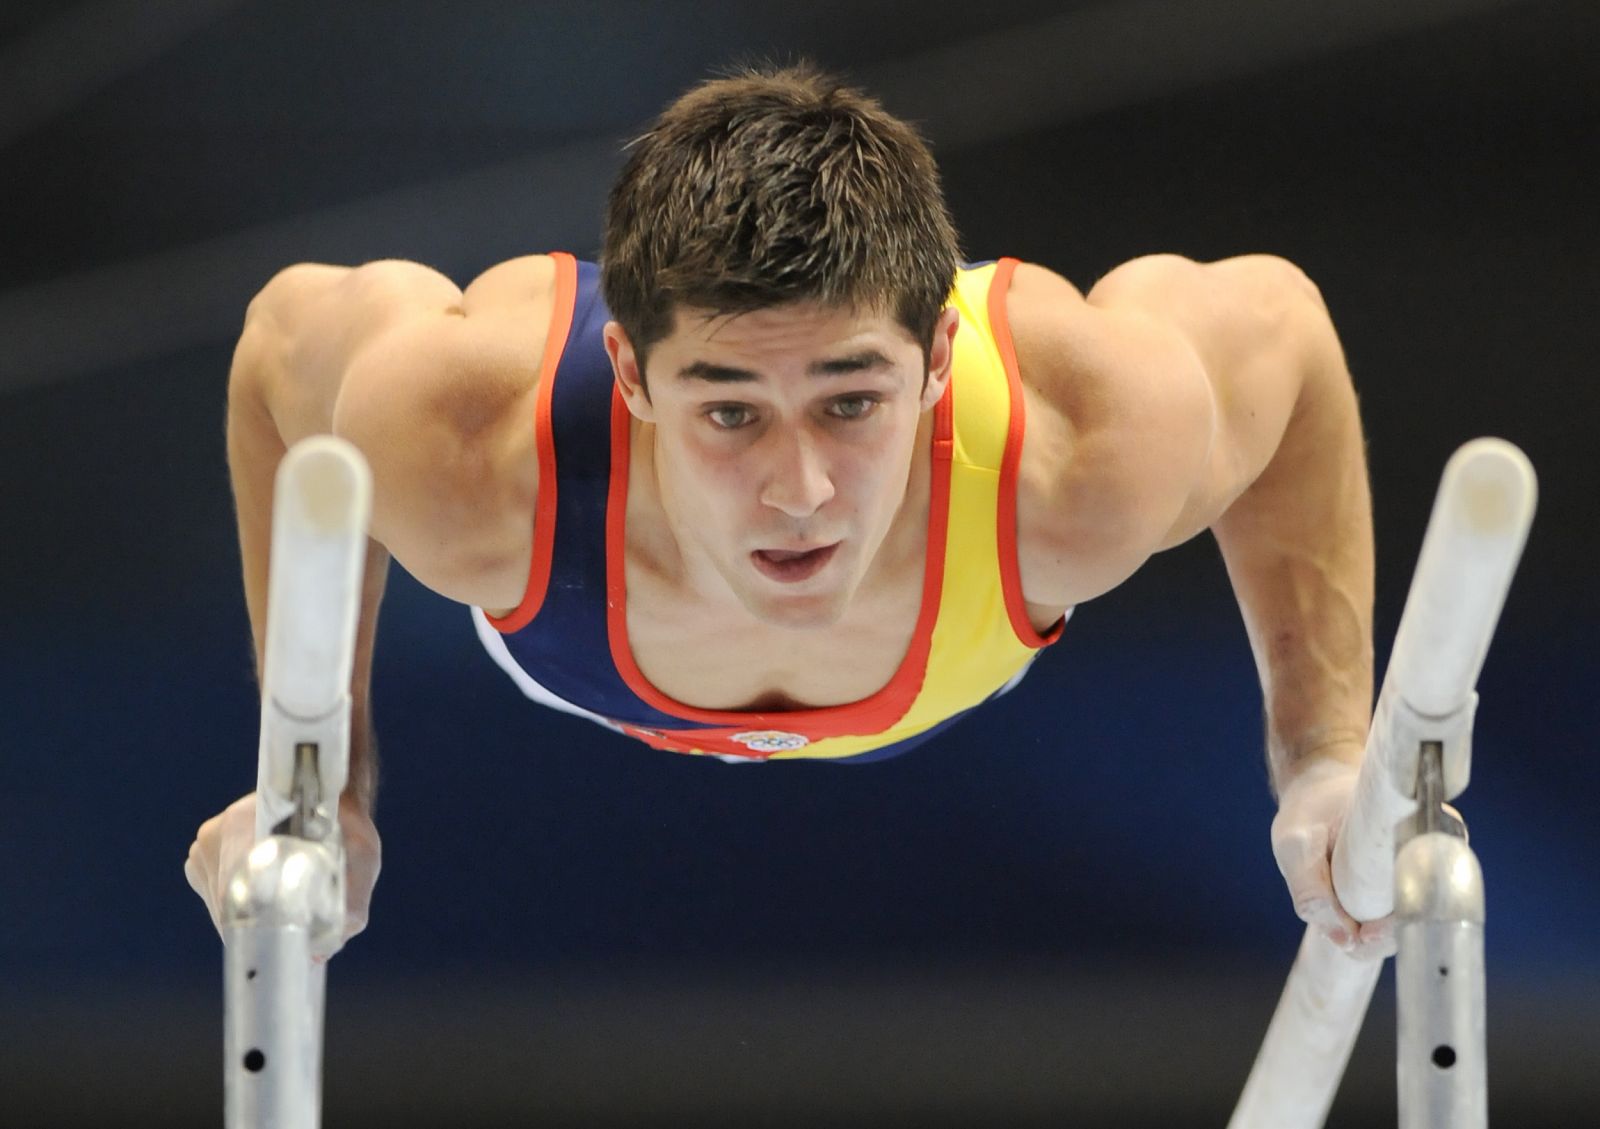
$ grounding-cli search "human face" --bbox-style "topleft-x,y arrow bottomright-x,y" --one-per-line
605,302 -> 956,630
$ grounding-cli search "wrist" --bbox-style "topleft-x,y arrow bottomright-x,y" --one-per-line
340,781 -> 375,819
1272,735 -> 1363,799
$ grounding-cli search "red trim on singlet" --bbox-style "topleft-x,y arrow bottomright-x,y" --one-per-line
484,252 -> 578,634
989,257 -> 1066,649
603,380 -> 956,739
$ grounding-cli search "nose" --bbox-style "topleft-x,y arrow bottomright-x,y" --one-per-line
758,427 -> 835,518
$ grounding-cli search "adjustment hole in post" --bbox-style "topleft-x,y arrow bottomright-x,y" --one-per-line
247,969 -> 257,980
1432,1045 -> 1456,1069
244,1049 -> 266,1073
1438,965 -> 1449,977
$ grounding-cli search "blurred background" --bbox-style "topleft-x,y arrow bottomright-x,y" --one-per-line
2,1 -> 1596,1126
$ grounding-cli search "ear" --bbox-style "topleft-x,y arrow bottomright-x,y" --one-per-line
604,320 -> 655,422
920,306 -> 960,411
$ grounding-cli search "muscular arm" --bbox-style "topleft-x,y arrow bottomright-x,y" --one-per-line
1084,254 -> 1374,793
1203,276 -> 1373,792
226,255 -> 547,810
228,268 -> 384,811
191,256 -> 545,950
1009,254 -> 1381,943
226,259 -> 468,813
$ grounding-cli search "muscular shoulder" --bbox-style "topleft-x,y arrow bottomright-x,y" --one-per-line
333,256 -> 556,431
1003,258 -> 1218,606
324,255 -> 560,607
1004,252 -> 1323,606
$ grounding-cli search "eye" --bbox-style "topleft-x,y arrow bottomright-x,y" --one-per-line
705,404 -> 755,430
829,395 -> 881,420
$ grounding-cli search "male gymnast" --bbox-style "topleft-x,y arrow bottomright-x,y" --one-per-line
186,64 -> 1393,959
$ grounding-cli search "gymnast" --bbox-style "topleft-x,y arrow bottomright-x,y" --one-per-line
185,63 -> 1393,961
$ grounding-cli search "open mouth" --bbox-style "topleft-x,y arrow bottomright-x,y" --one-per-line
751,543 -> 839,583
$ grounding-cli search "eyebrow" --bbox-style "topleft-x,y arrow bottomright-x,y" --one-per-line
675,349 -> 894,384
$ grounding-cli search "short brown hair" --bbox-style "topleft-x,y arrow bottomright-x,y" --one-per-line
601,63 -> 961,379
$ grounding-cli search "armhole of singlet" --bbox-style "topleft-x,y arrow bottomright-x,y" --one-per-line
483,251 -> 578,634
988,257 -> 1066,649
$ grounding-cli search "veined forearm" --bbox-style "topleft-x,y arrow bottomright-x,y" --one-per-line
1210,331 -> 1375,795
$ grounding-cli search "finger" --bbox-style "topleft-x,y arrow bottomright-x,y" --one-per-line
183,854 -> 205,899
311,920 -> 348,963
186,846 -> 221,931
216,807 -> 257,906
311,939 -> 344,964
1307,903 -> 1361,948
342,896 -> 371,943
1340,931 -> 1396,961
1355,916 -> 1398,959
1281,862 -> 1366,949
1276,831 -> 1356,931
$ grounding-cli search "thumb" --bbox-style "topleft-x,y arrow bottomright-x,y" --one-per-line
214,802 -> 257,902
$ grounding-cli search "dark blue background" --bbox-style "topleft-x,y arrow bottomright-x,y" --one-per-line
1,2 -> 1595,1126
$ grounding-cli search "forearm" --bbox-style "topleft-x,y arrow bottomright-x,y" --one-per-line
344,539 -> 390,815
347,700 -> 380,816
1210,318 -> 1374,795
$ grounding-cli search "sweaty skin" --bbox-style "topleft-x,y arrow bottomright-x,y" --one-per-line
200,251 -> 1384,955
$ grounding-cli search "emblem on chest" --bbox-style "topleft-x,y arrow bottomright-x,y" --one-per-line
731,730 -> 812,753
